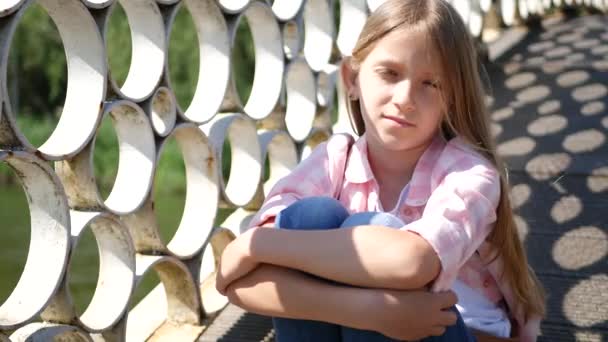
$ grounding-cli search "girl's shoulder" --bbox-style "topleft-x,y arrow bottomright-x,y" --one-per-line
439,136 -> 497,172
326,133 -> 355,151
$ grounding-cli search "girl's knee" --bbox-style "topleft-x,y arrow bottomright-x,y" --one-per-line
276,196 -> 349,230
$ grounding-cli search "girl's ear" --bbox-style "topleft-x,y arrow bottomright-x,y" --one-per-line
340,57 -> 359,98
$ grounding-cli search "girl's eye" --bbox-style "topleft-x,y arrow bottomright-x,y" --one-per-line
423,80 -> 440,89
377,69 -> 398,79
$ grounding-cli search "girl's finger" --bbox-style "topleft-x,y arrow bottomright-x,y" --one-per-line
436,310 -> 458,326
429,326 -> 446,336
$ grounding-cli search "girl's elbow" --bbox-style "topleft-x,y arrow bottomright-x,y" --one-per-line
395,243 -> 441,288
225,284 -> 244,307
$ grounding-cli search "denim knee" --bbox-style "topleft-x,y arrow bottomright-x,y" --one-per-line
275,196 -> 350,231
341,212 -> 405,229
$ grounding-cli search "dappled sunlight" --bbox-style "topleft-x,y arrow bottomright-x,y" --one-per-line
552,226 -> 607,271
563,275 -> 608,327
488,12 -> 608,340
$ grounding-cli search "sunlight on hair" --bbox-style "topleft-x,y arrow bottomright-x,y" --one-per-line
562,129 -> 606,153
552,226 -> 608,271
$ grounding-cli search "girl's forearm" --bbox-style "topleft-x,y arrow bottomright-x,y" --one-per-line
247,226 -> 440,290
225,264 -> 370,329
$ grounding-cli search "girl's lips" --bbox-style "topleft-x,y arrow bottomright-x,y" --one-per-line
382,114 -> 415,127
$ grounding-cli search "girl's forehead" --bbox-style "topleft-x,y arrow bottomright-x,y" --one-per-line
365,28 -> 443,72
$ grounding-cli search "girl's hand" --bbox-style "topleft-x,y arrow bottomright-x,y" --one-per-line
216,229 -> 259,296
366,289 -> 459,340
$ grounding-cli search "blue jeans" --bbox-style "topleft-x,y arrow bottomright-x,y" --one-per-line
273,196 -> 476,342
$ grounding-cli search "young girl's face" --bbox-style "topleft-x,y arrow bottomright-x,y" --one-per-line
347,28 -> 447,153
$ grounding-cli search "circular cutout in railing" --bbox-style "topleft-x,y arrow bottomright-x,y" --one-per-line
300,128 -> 331,160
316,64 -> 339,109
1,1 -> 105,160
500,0 -> 519,27
64,212 -> 135,332
169,0 -> 230,124
258,130 -> 298,195
199,227 -> 235,315
367,0 -> 386,12
157,124 -> 219,258
217,0 -> 251,14
337,0 -> 367,56
66,223 -> 99,320
202,113 -> 262,207
148,87 -> 177,137
303,0 -> 334,72
272,0 -> 304,21
105,2 -> 131,90
7,3 -> 62,147
126,255 -> 201,341
285,58 -> 317,142
11,323 -> 92,341
283,19 -> 303,60
81,0 -> 114,9
105,0 -> 165,102
120,124 -> 218,258
56,100 -> 155,215
92,115 -> 119,201
0,151 -> 70,330
224,2 -> 284,120
0,164 -> 30,319
0,0 -> 25,17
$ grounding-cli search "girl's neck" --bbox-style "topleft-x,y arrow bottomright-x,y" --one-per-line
366,138 -> 429,191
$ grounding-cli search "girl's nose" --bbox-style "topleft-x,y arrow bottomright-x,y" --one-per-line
392,79 -> 415,111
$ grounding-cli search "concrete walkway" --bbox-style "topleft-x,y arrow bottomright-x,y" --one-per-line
199,14 -> 608,342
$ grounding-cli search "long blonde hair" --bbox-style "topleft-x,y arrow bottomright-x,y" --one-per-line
346,0 -> 545,320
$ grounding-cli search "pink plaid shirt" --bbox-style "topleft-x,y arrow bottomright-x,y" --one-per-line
250,133 -> 540,341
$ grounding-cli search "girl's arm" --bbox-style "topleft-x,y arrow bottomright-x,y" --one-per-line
227,162 -> 501,292
225,264 -> 458,341
222,225 -> 440,291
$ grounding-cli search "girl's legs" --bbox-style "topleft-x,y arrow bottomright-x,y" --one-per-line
272,197 -> 476,342
272,196 -> 349,342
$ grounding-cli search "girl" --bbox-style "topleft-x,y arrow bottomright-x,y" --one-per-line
216,0 -> 546,341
